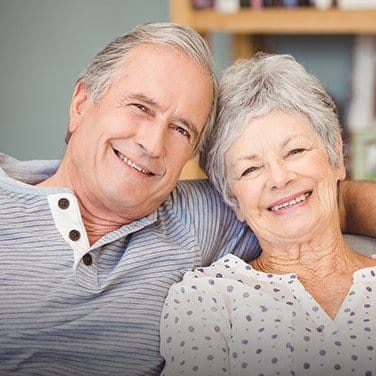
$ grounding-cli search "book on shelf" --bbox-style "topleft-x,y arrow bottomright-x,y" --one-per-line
297,0 -> 313,5
347,36 -> 376,133
263,0 -> 311,6
191,0 -> 214,9
191,0 -> 315,9
312,0 -> 333,9
263,0 -> 282,6
283,0 -> 299,7
239,0 -> 264,8
215,0 -> 241,12
337,0 -> 376,9
240,0 -> 251,7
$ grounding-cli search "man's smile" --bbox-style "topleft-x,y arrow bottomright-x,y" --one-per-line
113,148 -> 155,176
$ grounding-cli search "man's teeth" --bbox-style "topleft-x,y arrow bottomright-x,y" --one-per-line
115,150 -> 152,175
270,192 -> 310,212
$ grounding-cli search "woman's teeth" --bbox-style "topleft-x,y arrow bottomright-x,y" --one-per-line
270,192 -> 311,212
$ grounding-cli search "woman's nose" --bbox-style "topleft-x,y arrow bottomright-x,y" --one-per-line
267,160 -> 295,190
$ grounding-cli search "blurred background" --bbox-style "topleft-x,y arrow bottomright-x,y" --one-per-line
0,0 -> 375,179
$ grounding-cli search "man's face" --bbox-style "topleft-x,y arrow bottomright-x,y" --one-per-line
66,44 -> 213,221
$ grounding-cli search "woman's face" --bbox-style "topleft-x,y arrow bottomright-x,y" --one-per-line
226,111 -> 345,244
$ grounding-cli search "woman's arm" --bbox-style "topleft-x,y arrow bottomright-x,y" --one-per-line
160,281 -> 231,376
339,180 -> 376,236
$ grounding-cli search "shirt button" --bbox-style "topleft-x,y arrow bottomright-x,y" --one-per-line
83,254 -> 93,266
58,198 -> 70,209
69,229 -> 81,241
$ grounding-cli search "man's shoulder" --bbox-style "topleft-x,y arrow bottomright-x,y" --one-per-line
172,179 -> 222,205
0,153 -> 59,185
165,179 -> 231,218
175,178 -> 214,192
158,179 -> 229,234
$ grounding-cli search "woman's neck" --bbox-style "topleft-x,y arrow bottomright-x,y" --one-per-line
251,231 -> 354,279
251,230 -> 376,319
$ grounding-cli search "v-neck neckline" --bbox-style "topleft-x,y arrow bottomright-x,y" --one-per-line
221,254 -> 376,328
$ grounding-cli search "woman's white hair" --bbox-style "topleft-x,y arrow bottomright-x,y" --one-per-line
200,53 -> 342,209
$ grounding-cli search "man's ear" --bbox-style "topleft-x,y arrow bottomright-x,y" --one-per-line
68,80 -> 91,133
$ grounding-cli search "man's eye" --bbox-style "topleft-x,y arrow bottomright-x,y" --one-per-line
173,125 -> 191,140
241,166 -> 258,177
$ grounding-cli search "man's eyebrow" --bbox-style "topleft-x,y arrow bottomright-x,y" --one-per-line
123,93 -> 200,141
123,93 -> 160,109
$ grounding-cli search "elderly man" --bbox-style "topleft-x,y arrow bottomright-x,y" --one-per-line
0,23 -> 375,375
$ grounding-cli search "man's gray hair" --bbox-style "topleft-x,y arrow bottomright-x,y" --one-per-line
200,53 -> 342,209
66,22 -> 218,154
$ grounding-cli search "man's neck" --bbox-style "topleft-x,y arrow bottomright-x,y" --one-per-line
78,196 -> 133,245
37,161 -> 134,245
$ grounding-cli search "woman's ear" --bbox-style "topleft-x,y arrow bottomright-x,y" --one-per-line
68,80 -> 90,133
234,204 -> 245,222
228,184 -> 245,222
335,136 -> 346,181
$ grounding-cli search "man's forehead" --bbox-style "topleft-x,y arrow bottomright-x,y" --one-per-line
120,43 -> 193,68
110,43 -> 212,134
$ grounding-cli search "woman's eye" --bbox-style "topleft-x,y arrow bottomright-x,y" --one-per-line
132,103 -> 148,113
241,166 -> 258,177
288,148 -> 305,156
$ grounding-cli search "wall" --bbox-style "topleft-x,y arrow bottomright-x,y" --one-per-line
0,0 -> 168,160
0,0 -> 353,160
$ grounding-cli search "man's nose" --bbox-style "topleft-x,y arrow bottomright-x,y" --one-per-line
135,121 -> 167,158
266,160 -> 295,190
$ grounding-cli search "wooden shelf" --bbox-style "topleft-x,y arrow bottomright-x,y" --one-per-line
170,4 -> 376,35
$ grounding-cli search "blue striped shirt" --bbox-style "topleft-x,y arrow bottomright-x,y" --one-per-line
0,153 -> 260,375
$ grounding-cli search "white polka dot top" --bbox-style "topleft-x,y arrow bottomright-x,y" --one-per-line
160,254 -> 376,376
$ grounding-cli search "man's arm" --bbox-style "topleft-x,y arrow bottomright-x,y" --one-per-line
339,180 -> 376,236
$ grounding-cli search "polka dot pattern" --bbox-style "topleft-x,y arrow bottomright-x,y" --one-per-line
160,254 -> 376,375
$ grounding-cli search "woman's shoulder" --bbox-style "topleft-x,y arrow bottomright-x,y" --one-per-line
165,254 -> 255,301
186,254 -> 250,280
166,255 -> 249,294
164,255 -> 254,318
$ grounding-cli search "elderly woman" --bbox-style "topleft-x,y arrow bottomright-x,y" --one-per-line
160,54 -> 376,376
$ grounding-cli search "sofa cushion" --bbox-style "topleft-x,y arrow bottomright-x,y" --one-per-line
344,234 -> 376,257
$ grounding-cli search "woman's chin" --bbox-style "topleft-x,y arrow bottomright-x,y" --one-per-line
266,223 -> 317,245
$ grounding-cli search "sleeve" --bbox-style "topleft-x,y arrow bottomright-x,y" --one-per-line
173,180 -> 261,266
160,279 -> 232,376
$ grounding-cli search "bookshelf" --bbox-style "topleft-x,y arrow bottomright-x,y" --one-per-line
170,0 -> 376,179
